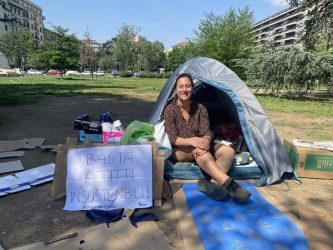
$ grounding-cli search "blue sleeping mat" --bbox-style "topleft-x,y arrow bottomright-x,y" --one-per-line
164,159 -> 263,180
182,182 -> 308,250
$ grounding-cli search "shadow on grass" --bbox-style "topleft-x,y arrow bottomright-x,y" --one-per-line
0,83 -> 137,105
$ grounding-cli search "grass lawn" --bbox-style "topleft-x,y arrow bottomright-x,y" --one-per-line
0,75 -> 166,105
1,75 -> 332,140
257,95 -> 333,117
1,75 -> 332,116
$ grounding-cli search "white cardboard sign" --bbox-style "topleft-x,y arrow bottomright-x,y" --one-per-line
64,145 -> 152,211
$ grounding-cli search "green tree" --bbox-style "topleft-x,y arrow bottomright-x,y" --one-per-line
287,0 -> 332,51
165,42 -> 199,72
135,38 -> 165,72
98,55 -> 116,71
98,37 -> 119,71
100,38 -> 117,56
43,26 -> 80,77
27,50 -> 49,70
79,30 -> 97,78
0,29 -> 37,69
147,41 -> 165,71
238,46 -> 333,95
99,25 -> 166,73
193,6 -> 255,77
112,24 -> 138,71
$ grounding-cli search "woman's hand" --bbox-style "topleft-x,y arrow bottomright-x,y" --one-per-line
191,137 -> 210,151
192,148 -> 208,158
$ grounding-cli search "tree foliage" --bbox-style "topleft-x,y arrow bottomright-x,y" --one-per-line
165,42 -> 199,72
0,29 -> 37,68
97,24 -> 165,73
42,26 -> 80,76
192,6 -> 255,76
238,46 -> 333,95
135,38 -> 165,72
111,24 -> 138,71
79,30 -> 97,77
288,0 -> 333,51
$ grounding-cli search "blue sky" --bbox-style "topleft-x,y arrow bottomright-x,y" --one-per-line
33,0 -> 288,48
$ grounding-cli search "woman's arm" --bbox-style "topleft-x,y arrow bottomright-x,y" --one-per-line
174,136 -> 210,151
198,104 -> 213,141
164,103 -> 210,150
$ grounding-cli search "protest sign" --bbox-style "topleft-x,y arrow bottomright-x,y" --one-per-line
64,144 -> 152,211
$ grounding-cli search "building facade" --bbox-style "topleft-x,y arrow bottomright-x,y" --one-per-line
252,7 -> 307,47
0,0 -> 44,47
81,39 -> 101,52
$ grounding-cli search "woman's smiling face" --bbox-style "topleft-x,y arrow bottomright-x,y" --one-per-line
176,76 -> 193,102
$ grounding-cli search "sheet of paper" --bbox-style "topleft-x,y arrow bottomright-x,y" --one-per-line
64,144 -> 152,211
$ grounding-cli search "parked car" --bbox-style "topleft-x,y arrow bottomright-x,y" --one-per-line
47,69 -> 61,75
13,68 -> 25,75
81,71 -> 91,76
111,70 -> 119,77
133,72 -> 140,78
65,70 -> 80,76
94,70 -> 105,76
27,69 -> 42,75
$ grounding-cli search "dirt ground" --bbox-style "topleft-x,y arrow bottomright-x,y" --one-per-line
0,94 -> 332,249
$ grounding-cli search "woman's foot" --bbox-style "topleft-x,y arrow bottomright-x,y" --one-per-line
197,179 -> 228,200
223,178 -> 251,204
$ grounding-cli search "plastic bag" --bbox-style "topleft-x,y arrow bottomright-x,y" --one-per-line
120,120 -> 155,145
154,120 -> 171,149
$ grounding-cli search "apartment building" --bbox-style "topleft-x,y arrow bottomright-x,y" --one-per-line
81,39 -> 101,52
0,0 -> 44,47
252,7 -> 307,47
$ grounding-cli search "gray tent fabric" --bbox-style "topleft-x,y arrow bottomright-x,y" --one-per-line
148,57 -> 293,185
0,53 -> 11,69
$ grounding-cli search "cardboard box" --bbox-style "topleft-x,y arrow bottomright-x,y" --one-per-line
283,139 -> 333,179
153,156 -> 165,206
79,130 -> 103,143
51,138 -> 165,206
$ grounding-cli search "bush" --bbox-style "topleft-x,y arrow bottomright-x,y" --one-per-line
119,71 -> 133,77
162,72 -> 171,78
138,72 -> 171,78
139,72 -> 154,78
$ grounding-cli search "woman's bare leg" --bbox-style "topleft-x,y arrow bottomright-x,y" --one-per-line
195,152 -> 229,185
214,145 -> 235,174
173,146 -> 250,202
172,146 -> 195,162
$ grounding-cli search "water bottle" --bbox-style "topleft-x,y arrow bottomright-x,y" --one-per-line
100,111 -> 113,123
112,120 -> 125,133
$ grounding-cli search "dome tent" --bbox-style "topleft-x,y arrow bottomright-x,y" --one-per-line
148,57 -> 293,185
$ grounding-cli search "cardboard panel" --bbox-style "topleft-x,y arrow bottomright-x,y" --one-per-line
0,138 -> 45,152
51,138 -> 77,199
0,160 -> 24,174
0,151 -> 25,158
0,140 -> 26,152
11,221 -> 175,250
23,138 -> 45,149
51,138 -> 164,207
153,156 -> 165,206
283,139 -> 333,179
172,182 -> 204,250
